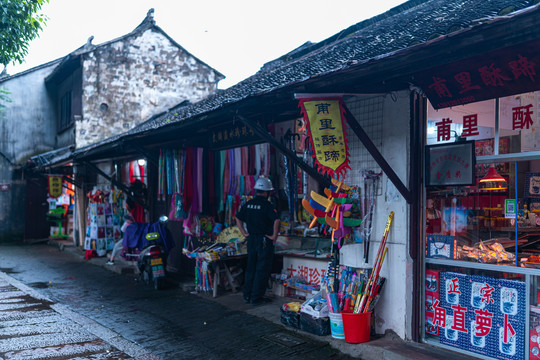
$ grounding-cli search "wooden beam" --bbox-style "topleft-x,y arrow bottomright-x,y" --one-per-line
342,105 -> 412,204
236,114 -> 332,189
129,142 -> 159,167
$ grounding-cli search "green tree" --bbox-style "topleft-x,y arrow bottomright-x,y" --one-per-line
0,0 -> 49,66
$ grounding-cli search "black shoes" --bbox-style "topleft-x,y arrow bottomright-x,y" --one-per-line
251,297 -> 272,306
243,295 -> 251,303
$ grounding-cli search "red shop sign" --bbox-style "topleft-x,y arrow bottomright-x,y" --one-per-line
414,39 -> 540,109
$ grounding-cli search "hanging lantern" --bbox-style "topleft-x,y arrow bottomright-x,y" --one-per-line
479,164 -> 507,191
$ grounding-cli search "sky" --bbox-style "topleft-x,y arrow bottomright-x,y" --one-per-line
7,0 -> 407,89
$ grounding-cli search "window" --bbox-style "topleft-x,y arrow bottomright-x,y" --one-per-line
59,91 -> 72,131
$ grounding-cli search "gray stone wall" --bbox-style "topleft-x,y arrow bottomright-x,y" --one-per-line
77,29 -> 221,148
0,63 -> 58,165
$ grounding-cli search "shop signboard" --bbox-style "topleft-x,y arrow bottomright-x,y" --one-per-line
298,97 -> 350,178
426,141 -> 476,186
283,256 -> 327,286
47,175 -> 63,198
208,122 -> 261,149
414,39 -> 540,110
436,272 -> 525,360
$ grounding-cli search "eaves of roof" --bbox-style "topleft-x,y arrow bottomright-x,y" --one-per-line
73,0 -> 540,161
28,145 -> 75,169
0,58 -> 62,84
45,10 -> 225,85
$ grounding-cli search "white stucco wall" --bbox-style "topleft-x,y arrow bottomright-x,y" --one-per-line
339,90 -> 412,339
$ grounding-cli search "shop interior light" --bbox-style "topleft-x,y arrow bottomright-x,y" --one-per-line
478,164 -> 507,191
137,159 -> 146,166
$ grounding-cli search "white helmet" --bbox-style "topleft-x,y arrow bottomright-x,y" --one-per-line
254,177 -> 274,191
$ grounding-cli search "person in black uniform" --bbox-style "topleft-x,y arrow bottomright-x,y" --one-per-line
236,177 -> 280,306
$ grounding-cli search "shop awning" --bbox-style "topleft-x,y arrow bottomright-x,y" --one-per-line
414,38 -> 540,109
29,145 -> 75,169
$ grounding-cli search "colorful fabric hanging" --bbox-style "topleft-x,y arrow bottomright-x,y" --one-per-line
218,151 -> 225,213
191,148 -> 199,215
234,147 -> 242,177
197,148 -> 203,213
254,144 -> 261,176
207,150 -> 215,215
222,150 -> 229,208
183,147 -> 194,214
228,149 -> 236,197
157,150 -> 166,200
241,147 -> 248,175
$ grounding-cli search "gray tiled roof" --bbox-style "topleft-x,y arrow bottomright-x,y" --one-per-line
75,0 -> 538,157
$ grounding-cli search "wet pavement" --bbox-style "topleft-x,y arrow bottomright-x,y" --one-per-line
0,271 -> 157,359
0,243 -> 353,360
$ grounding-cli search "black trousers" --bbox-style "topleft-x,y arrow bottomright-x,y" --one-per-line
243,235 -> 274,301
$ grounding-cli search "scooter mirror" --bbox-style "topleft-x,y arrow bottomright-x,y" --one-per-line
159,215 -> 169,223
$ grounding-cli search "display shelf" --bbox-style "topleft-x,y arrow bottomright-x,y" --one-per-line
426,257 -> 540,276
275,235 -> 331,258
466,226 -> 540,232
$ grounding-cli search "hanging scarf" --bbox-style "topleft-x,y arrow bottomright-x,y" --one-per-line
157,149 -> 165,201
228,149 -> 236,196
183,147 -> 194,213
191,148 -> 200,215
248,145 -> 256,175
254,144 -> 261,177
207,150 -> 215,216
197,148 -> 203,213
240,146 -> 248,175
218,151 -> 225,213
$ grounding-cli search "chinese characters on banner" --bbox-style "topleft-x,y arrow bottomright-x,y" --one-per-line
298,98 -> 350,178
47,175 -> 63,198
414,39 -> 540,110
283,257 -> 327,286
210,123 -> 259,148
434,105 -> 535,142
433,272 -> 525,360
426,141 -> 475,186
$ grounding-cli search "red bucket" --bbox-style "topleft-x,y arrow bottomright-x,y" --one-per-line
341,311 -> 371,343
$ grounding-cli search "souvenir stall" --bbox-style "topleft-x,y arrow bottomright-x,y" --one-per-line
418,44 -> 540,360
46,175 -> 75,239
83,186 -> 126,259
81,156 -> 148,254
157,117 -> 341,297
276,96 -> 396,341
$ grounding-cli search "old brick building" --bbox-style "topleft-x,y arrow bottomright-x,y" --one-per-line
0,9 -> 224,241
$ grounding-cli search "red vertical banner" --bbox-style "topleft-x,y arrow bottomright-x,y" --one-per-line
48,175 -> 63,198
298,97 -> 350,179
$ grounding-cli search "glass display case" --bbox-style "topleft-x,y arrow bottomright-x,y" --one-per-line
423,90 -> 540,360
275,235 -> 332,258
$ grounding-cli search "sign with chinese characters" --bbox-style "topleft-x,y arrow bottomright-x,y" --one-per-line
298,98 -> 350,178
208,123 -> 260,149
434,272 -> 525,360
414,39 -> 540,110
426,141 -> 475,186
283,256 -> 327,286
47,175 -> 63,198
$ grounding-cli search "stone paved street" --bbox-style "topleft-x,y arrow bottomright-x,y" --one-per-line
0,244 -> 353,360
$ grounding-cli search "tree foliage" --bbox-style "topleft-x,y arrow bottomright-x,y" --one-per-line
0,0 -> 48,66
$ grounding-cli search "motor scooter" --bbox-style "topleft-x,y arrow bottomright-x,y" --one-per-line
138,215 -> 169,290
